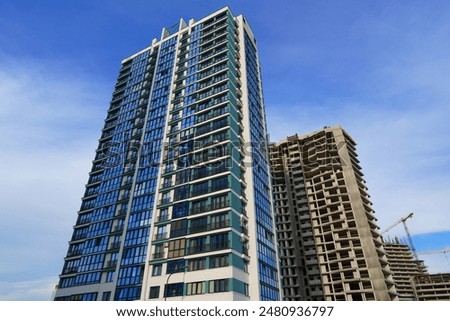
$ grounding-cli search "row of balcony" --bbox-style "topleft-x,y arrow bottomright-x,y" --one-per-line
154,220 -> 231,241
152,241 -> 231,260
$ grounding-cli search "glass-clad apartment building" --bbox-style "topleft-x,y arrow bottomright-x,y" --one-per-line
54,7 -> 280,301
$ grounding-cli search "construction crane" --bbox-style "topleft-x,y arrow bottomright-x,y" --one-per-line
382,212 -> 419,262
418,248 -> 450,268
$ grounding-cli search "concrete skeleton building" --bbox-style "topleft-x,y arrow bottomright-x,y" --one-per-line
383,239 -> 426,300
270,125 -> 398,301
411,273 -> 450,301
54,7 -> 280,301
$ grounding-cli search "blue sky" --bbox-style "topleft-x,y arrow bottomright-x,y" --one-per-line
0,0 -> 449,300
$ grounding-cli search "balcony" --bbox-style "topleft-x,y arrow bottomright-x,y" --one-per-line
186,240 -> 230,255
201,21 -> 228,37
198,62 -> 229,81
197,73 -> 228,91
191,165 -> 229,181
189,219 -> 230,234
196,84 -> 229,102
196,94 -> 229,112
202,13 -> 228,29
192,184 -> 229,197
199,45 -> 228,64
199,55 -> 228,72
190,200 -> 230,215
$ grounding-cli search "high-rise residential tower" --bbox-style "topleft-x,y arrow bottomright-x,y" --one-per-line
270,126 -> 397,301
54,7 -> 280,301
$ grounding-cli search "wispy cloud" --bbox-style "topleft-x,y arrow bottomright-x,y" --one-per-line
265,1 -> 450,238
0,54 -> 110,297
267,99 -> 450,236
0,277 -> 57,301
422,254 -> 450,274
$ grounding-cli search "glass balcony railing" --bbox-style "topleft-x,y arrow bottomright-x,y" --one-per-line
189,219 -> 230,234
186,240 -> 230,255
190,200 -> 230,215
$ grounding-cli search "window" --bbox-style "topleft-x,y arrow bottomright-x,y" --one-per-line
211,212 -> 228,229
210,233 -> 228,250
117,266 -> 144,286
172,202 -> 189,218
190,217 -> 207,233
162,177 -> 172,189
193,166 -> 207,180
115,286 -> 141,301
179,142 -> 192,155
168,239 -> 186,258
189,237 -> 206,254
70,292 -> 98,301
174,185 -> 189,201
181,115 -> 194,129
189,257 -> 206,271
243,260 -> 249,273
210,254 -> 229,268
180,128 -> 194,141
213,130 -> 228,143
102,291 -> 111,301
161,192 -> 171,204
165,282 -> 184,298
152,264 -> 162,276
175,169 -> 190,184
211,194 -> 228,210
187,282 -> 205,295
191,198 -> 208,214
149,286 -> 160,299
170,219 -> 187,238
192,181 -> 208,196
166,259 -> 186,274
209,279 -> 228,293
211,176 -> 228,191
106,271 -> 115,282
177,154 -> 192,168
158,208 -> 168,221
155,226 -> 167,240
153,244 -> 164,259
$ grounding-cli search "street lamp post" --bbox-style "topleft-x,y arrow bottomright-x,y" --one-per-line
163,265 -> 188,301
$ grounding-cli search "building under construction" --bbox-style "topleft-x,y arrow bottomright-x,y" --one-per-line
412,273 -> 450,301
270,125 -> 397,301
383,239 -> 426,300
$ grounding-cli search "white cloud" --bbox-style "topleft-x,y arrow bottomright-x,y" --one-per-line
0,277 -> 58,301
418,250 -> 450,274
0,55 -> 110,298
267,98 -> 450,236
265,3 -> 450,237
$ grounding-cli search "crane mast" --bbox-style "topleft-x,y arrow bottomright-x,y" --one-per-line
382,212 -> 419,262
